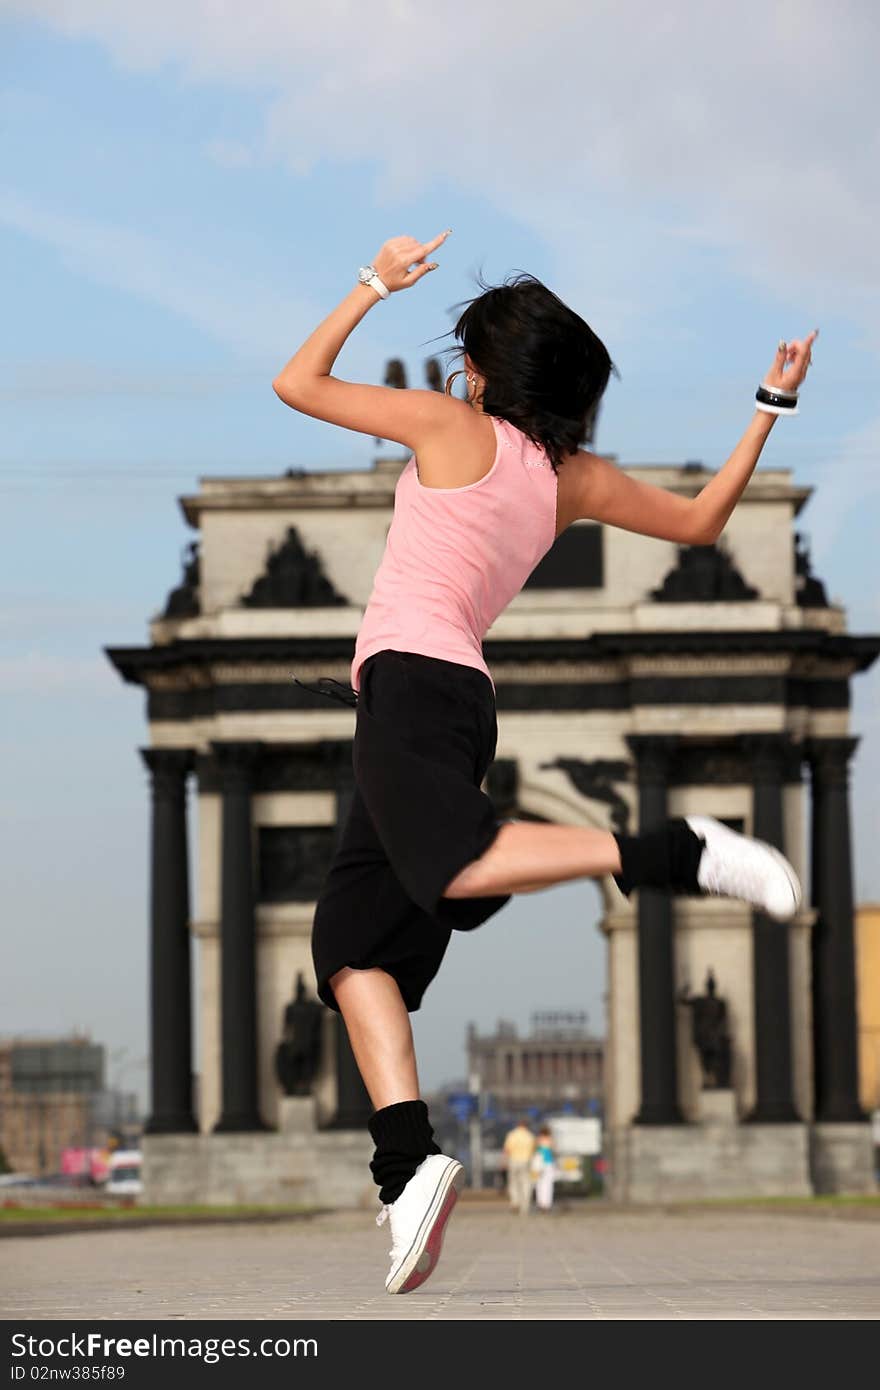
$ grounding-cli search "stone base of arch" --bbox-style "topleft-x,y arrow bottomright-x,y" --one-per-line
810,1123 -> 877,1195
607,1120 -> 812,1203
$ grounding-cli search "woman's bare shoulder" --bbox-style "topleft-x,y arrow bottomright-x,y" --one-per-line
554,447 -> 607,531
413,406 -> 498,490
555,447 -> 702,545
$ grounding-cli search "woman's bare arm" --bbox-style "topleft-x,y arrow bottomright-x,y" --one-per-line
560,410 -> 775,544
557,332 -> 817,544
686,411 -> 779,541
272,232 -> 462,451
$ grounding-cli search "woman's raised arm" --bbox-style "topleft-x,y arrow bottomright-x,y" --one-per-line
272,232 -> 461,450
557,332 -> 817,543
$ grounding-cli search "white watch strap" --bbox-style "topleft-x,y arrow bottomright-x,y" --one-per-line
756,399 -> 799,416
362,271 -> 389,300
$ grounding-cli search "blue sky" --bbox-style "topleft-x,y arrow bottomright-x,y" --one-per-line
2,2 -> 879,1102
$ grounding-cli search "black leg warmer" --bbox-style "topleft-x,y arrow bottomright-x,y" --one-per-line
368,1099 -> 441,1206
613,817 -> 704,897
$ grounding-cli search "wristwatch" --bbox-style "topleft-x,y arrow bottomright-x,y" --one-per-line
357,264 -> 390,300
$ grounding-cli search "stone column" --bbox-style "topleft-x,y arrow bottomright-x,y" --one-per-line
628,735 -> 682,1124
212,741 -> 266,1132
743,734 -> 799,1121
140,748 -> 197,1134
807,737 -> 864,1121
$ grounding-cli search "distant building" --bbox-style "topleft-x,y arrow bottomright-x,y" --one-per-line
856,905 -> 880,1116
467,1013 -> 603,1116
0,1035 -> 136,1177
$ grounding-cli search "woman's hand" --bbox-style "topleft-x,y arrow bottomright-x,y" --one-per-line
764,329 -> 818,394
372,231 -> 451,292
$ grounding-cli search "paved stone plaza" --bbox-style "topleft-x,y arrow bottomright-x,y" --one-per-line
3,1204 -> 880,1320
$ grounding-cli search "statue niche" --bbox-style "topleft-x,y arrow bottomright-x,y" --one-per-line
678,969 -> 732,1089
274,973 -> 325,1097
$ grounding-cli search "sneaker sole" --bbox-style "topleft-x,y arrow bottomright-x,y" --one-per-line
759,840 -> 802,921
386,1160 -> 465,1296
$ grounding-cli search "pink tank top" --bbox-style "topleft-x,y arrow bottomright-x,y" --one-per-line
352,414 -> 559,691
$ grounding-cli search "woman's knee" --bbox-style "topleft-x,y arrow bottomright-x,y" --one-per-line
442,858 -> 488,899
327,966 -> 353,1000
330,965 -> 403,1008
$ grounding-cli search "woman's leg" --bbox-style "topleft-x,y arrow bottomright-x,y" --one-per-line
514,1164 -> 532,1216
331,965 -> 420,1108
331,965 -> 446,1214
444,821 -> 621,898
536,1169 -> 554,1210
443,813 -> 801,924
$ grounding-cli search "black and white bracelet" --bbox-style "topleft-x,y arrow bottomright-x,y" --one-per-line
755,381 -> 799,416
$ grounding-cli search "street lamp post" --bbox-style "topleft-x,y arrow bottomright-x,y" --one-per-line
469,1069 -> 482,1191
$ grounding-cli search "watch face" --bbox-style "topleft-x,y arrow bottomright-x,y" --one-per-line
357,266 -> 373,283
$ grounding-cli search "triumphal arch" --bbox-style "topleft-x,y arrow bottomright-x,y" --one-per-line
109,416 -> 878,1203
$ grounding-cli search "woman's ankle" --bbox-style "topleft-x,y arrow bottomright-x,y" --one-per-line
613,819 -> 704,896
368,1099 -> 441,1205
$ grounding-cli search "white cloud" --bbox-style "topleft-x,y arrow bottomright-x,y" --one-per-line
0,187 -> 318,358
0,359 -> 265,400
9,0 -> 880,341
203,137 -> 256,170
801,414 -> 880,565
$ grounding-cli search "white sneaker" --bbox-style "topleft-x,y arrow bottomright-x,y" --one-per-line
686,815 -> 801,922
376,1153 -> 465,1295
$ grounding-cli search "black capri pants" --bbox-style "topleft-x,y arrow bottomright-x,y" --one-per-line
311,649 -> 511,1012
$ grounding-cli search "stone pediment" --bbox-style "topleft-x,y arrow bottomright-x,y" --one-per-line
243,528 -> 347,608
651,544 -> 758,603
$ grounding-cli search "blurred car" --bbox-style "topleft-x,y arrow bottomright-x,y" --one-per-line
106,1149 -> 143,1196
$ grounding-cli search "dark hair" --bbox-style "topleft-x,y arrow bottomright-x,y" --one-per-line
450,273 -> 616,471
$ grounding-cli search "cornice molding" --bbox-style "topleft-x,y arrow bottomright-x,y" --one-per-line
105,629 -> 880,688
177,465 -> 813,527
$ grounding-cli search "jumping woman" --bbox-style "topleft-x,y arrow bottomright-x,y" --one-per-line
272,231 -> 816,1295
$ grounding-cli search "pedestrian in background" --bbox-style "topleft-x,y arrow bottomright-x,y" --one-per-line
532,1124 -> 556,1212
503,1119 -> 535,1216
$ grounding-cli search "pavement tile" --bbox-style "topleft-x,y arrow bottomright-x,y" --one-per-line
2,1206 -> 879,1321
